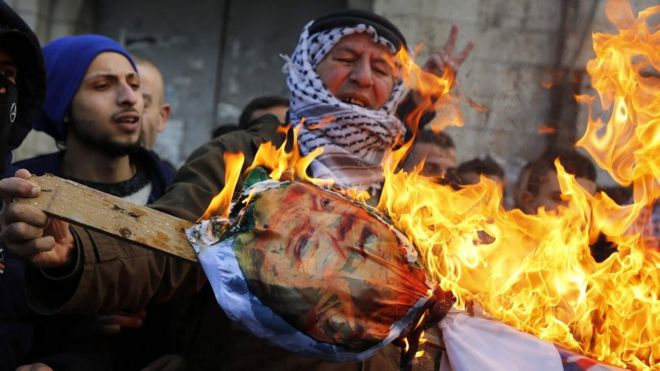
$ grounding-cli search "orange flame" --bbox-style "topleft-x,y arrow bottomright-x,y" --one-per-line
200,152 -> 244,220
537,123 -> 557,135
201,125 -> 330,218
377,2 -> 658,368
200,3 -> 657,368
246,125 -> 331,188
395,44 -> 464,135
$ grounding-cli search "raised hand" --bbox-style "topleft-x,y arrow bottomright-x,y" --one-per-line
423,24 -> 475,76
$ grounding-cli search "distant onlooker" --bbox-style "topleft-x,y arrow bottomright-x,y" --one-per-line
238,95 -> 289,129
134,56 -> 171,150
455,156 -> 504,186
402,129 -> 456,181
516,149 -> 618,261
517,149 -> 597,214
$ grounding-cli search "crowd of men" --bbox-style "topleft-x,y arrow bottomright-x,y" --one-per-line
0,2 -> 654,370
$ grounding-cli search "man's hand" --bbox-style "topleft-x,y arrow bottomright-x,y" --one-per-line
0,169 -> 74,268
97,309 -> 147,334
423,24 -> 474,76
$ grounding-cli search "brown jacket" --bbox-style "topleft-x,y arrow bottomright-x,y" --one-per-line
26,117 -> 441,370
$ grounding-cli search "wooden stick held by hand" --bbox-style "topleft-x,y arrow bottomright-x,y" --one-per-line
15,174 -> 197,262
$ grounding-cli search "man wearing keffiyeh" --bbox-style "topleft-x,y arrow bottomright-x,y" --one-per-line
286,14 -> 409,193
286,10 -> 471,194
1,9 -> 472,370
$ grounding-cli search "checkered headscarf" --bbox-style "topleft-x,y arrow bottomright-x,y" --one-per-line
285,21 -> 409,194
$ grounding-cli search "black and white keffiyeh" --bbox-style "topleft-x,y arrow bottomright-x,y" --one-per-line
284,22 -> 409,194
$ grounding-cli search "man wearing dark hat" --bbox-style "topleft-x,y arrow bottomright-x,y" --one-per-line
0,1 -> 45,176
1,10 -> 471,370
0,2 -> 46,369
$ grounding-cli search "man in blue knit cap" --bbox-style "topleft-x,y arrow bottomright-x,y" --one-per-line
16,34 -> 174,204
8,34 -> 181,370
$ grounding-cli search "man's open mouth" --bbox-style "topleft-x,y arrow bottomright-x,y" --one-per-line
342,97 -> 367,107
116,117 -> 139,124
113,112 -> 140,125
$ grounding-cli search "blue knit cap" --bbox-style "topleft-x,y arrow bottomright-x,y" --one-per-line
34,34 -> 137,141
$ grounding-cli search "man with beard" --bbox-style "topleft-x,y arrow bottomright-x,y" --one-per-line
14,35 -> 174,203
1,10 -> 472,370
10,35 -> 180,370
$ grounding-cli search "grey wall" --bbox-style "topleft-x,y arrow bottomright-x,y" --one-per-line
215,1 -> 348,127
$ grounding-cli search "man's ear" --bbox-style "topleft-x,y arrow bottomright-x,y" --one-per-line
158,103 -> 171,132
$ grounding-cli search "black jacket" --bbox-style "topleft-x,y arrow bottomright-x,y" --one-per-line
0,1 -> 46,174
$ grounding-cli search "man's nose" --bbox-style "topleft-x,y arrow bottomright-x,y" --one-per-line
117,82 -> 138,106
349,58 -> 373,87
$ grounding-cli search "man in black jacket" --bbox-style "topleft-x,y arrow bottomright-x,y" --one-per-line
0,1 -> 45,176
0,2 -> 46,370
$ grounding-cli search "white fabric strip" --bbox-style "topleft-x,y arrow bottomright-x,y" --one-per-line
439,311 -> 563,371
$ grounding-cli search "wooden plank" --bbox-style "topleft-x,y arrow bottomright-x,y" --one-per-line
14,174 -> 198,262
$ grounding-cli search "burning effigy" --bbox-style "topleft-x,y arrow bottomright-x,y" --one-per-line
186,167 -> 453,364
184,1 -> 658,370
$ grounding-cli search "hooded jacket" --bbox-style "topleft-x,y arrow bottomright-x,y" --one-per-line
0,1 -> 46,175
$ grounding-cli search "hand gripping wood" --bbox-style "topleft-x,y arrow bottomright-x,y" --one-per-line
14,174 -> 198,262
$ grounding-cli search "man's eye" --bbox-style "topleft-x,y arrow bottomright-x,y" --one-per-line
373,67 -> 388,76
335,57 -> 354,64
94,83 -> 109,90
